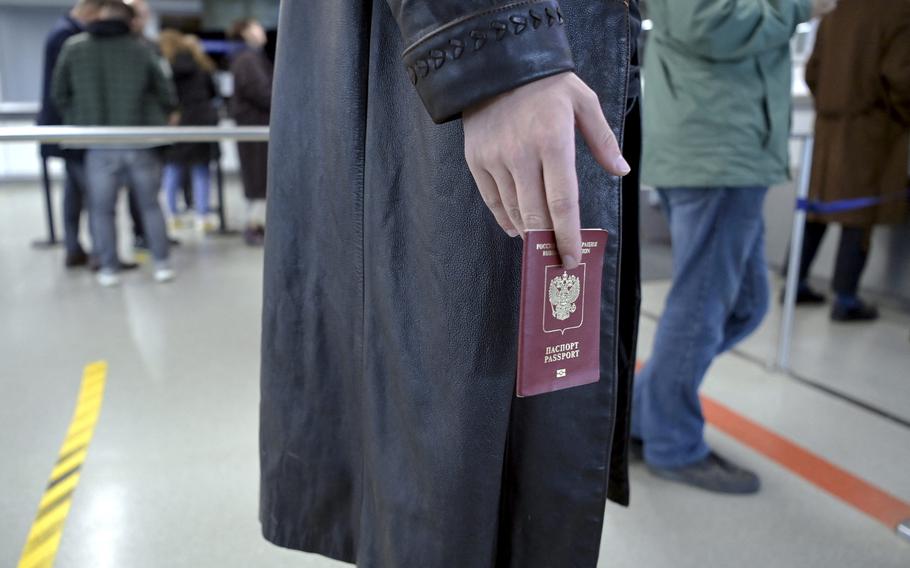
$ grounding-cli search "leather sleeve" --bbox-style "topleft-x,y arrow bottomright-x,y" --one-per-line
385,0 -> 575,123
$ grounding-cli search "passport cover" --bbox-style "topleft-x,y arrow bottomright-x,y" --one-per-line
516,229 -> 609,397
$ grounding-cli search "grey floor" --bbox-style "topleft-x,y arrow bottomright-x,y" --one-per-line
1,181 -> 909,567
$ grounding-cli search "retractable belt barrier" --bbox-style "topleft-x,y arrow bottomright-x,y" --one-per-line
776,135 -> 908,374
797,188 -> 910,215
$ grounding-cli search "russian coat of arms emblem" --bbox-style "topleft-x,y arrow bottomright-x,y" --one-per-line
548,271 -> 581,321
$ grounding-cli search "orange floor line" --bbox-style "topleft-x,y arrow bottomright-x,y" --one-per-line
701,395 -> 910,530
634,360 -> 910,530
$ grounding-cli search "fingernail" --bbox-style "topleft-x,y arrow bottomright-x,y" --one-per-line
614,156 -> 631,175
506,229 -> 519,238
563,255 -> 577,268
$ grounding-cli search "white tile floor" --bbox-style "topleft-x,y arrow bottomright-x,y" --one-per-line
1,182 -> 909,567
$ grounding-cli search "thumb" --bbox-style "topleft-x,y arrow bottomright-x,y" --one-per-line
574,87 -> 630,177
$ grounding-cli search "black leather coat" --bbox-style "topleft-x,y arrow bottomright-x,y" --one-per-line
260,1 -> 640,566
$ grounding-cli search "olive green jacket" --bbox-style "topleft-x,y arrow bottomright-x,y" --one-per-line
53,20 -> 176,128
641,0 -> 812,188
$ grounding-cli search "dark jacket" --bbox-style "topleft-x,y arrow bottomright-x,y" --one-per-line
37,14 -> 84,157
230,48 -> 271,200
165,51 -> 220,165
806,0 -> 910,227
52,19 -> 177,128
229,48 -> 271,127
260,1 -> 639,567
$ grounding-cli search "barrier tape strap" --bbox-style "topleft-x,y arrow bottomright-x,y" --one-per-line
17,362 -> 108,568
797,188 -> 910,214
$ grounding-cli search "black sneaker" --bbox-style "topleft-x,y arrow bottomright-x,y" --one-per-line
91,259 -> 140,273
629,437 -> 644,463
831,301 -> 878,322
65,250 -> 89,268
243,226 -> 265,247
780,286 -> 826,305
647,452 -> 761,495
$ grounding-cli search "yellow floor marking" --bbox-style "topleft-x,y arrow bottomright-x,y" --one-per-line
62,414 -> 98,438
20,530 -> 63,568
58,431 -> 93,458
48,450 -> 88,482
25,503 -> 71,545
38,474 -> 80,510
17,361 -> 108,568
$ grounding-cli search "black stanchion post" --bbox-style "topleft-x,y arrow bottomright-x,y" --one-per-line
216,158 -> 226,232
33,155 -> 59,249
214,158 -> 237,235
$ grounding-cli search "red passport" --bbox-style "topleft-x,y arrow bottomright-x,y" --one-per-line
516,229 -> 609,397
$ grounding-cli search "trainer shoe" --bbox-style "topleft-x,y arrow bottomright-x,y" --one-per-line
96,270 -> 121,288
153,266 -> 176,284
65,250 -> 89,268
779,285 -> 826,305
647,452 -> 761,495
831,300 -> 878,322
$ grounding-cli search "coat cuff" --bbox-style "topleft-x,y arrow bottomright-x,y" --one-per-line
402,0 -> 575,124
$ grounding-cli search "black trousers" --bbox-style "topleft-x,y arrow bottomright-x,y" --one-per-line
799,221 -> 872,297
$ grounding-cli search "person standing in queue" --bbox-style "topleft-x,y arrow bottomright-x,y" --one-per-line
124,0 -> 176,252
159,30 -> 221,235
228,18 -> 271,247
259,1 -> 641,566
53,0 -> 178,287
37,0 -> 131,271
632,0 -> 839,494
795,0 -> 910,322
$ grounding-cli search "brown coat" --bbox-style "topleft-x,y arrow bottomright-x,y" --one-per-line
806,0 -> 910,226
230,48 -> 272,200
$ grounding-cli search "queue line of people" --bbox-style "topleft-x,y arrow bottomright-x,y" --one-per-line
38,0 -> 275,286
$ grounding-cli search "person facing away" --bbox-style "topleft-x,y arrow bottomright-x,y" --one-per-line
633,0 -> 838,494
37,0 -> 103,269
158,30 -> 221,235
52,0 -> 179,287
228,18 -> 271,247
796,0 -> 910,321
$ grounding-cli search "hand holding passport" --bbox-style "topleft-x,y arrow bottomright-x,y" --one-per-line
517,229 -> 608,397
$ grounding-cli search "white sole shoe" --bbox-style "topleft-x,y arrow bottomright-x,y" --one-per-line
154,268 -> 176,283
97,272 -> 121,287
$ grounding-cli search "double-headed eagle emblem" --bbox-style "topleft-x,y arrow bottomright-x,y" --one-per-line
548,271 -> 581,321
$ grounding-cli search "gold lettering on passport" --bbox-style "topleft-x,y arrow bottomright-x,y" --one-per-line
548,271 -> 580,321
544,342 -> 581,364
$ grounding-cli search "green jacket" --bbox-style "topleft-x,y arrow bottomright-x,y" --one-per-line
53,20 -> 176,128
641,0 -> 811,188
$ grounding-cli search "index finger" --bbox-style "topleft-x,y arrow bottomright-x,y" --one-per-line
541,142 -> 582,269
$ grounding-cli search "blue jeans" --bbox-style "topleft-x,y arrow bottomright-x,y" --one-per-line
632,186 -> 770,468
163,163 -> 211,217
85,149 -> 170,271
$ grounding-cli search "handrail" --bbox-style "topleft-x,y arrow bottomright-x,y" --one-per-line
0,126 -> 811,146
0,126 -> 270,144
0,102 -> 41,120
